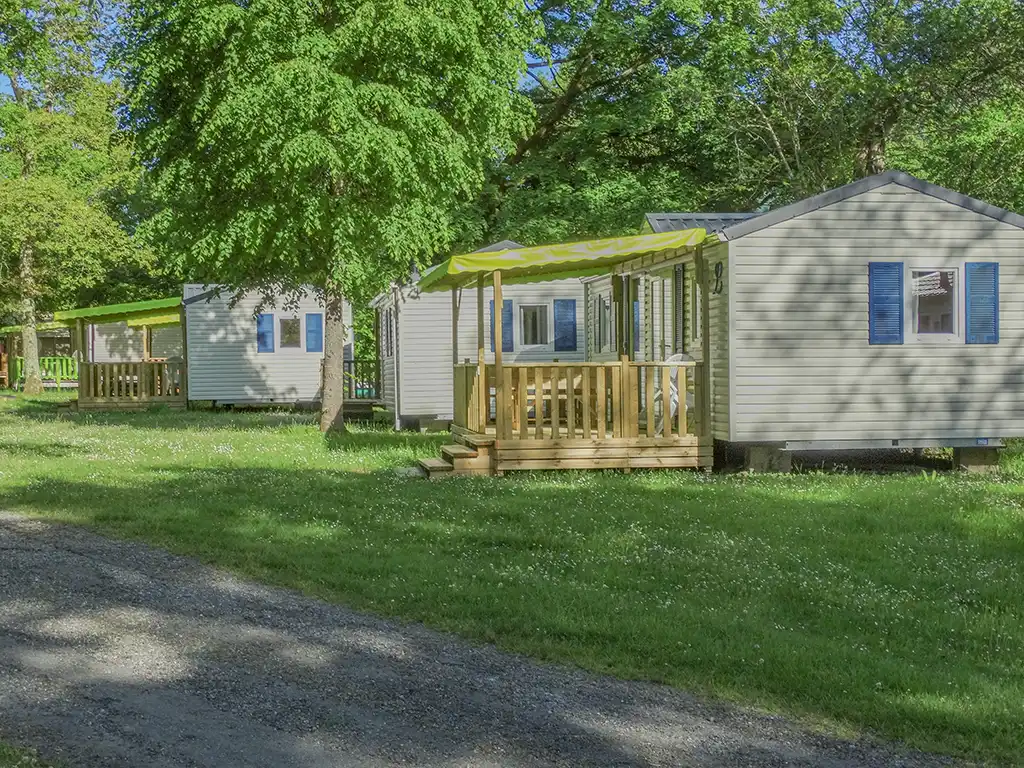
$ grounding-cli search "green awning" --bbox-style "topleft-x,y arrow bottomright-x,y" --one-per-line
418,229 -> 707,292
0,320 -> 72,334
53,296 -> 181,324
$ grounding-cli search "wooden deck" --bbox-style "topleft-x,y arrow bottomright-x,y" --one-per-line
423,360 -> 712,477
77,361 -> 187,411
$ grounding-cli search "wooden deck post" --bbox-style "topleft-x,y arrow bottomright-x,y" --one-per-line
493,269 -> 505,439
476,274 -> 486,429
75,319 -> 86,362
142,325 -> 151,361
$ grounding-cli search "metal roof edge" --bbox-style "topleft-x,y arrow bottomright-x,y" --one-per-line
721,171 -> 1024,240
181,288 -> 221,307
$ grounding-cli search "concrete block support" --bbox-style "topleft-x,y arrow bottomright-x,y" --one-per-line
745,446 -> 792,473
953,447 -> 1000,474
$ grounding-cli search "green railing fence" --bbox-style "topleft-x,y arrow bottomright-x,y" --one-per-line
9,356 -> 79,389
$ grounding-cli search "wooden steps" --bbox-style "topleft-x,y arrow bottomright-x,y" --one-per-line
419,435 -> 497,479
418,457 -> 454,480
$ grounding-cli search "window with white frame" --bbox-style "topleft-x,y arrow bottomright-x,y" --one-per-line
520,304 -> 549,346
912,269 -> 958,337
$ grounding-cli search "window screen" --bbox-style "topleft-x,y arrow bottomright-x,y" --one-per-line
279,318 -> 301,348
912,269 -> 957,335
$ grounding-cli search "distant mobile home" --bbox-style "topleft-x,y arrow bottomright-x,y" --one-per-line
373,241 -> 587,429
183,285 -> 354,406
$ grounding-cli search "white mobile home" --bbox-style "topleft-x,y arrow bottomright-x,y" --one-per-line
183,285 -> 353,406
625,171 -> 1024,465
374,241 -> 587,428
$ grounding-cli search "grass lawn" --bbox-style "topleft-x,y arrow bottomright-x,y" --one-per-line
0,394 -> 1021,763
0,742 -> 51,767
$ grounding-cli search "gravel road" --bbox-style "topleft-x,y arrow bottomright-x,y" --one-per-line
0,512 -> 955,768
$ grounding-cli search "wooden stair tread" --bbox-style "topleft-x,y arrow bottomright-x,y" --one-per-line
419,458 -> 453,472
456,433 -> 496,448
441,444 -> 478,459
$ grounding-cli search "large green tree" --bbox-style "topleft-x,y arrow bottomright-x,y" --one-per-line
0,1 -> 138,393
460,0 -> 754,246
122,0 -> 530,431
707,0 -> 1024,207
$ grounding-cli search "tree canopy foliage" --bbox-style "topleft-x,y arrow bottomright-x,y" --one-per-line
120,0 -> 532,428
462,0 -> 1024,246
0,0 -> 153,391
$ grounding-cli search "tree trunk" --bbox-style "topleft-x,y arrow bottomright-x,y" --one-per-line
320,286 -> 347,433
18,242 -> 43,395
856,135 -> 886,176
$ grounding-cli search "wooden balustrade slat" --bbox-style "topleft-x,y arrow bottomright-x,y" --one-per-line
645,367 -> 656,438
518,368 -> 528,439
596,368 -> 606,438
565,366 -> 576,439
662,366 -> 673,438
502,367 -> 514,440
681,365 -> 690,435
550,366 -> 560,439
611,365 -> 622,438
534,368 -> 544,439
581,367 -> 591,440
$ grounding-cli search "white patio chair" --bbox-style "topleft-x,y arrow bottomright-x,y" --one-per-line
652,353 -> 695,434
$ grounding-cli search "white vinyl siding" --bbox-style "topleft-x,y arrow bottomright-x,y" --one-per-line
383,279 -> 586,421
184,285 -> 353,404
728,183 -> 1024,441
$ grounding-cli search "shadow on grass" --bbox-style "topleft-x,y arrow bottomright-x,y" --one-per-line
1,462 -> 1021,762
0,396 -> 409,439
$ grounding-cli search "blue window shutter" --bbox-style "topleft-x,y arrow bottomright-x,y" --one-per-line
554,299 -> 577,351
305,313 -> 323,353
868,263 -> 903,344
966,262 -> 999,344
633,300 -> 640,352
489,299 -> 513,352
256,313 -> 274,352
501,299 -> 513,352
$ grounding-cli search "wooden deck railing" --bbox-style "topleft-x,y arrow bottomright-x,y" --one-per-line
78,361 -> 186,409
454,360 -> 704,441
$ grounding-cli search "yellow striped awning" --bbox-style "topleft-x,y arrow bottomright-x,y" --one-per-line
418,229 -> 707,292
